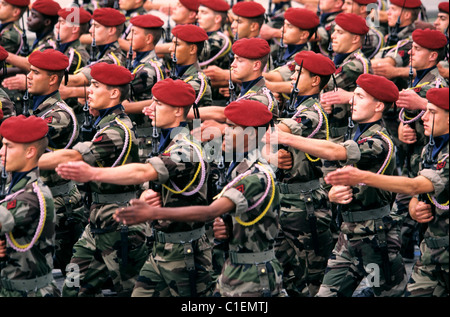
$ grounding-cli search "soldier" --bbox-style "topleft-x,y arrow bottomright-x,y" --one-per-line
113,99 -> 285,297
314,0 -> 344,58
117,0 -> 147,51
0,115 -> 60,297
435,2 -> 449,82
0,0 -> 28,55
267,73 -> 408,296
56,78 -> 213,297
265,51 -> 336,297
324,87 -> 449,297
38,62 -> 148,297
169,24 -> 212,107
0,47 -> 15,123
124,14 -> 166,162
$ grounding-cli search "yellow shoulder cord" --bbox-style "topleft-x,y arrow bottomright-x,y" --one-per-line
305,103 -> 330,162
427,154 -> 449,209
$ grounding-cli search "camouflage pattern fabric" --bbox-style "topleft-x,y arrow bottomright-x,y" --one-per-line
362,27 -> 385,60
0,169 -> 60,297
0,21 -> 24,55
199,30 -> 232,70
236,76 -> 279,119
315,11 -> 340,59
180,62 -> 213,108
0,88 -> 16,123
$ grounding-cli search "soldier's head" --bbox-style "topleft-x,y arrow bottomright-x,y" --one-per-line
88,62 -> 134,109
56,6 -> 92,44
147,78 -> 196,129
197,0 -> 229,32
128,14 -> 164,52
231,37 -> 270,82
0,115 -> 49,171
119,0 -> 144,11
27,49 -> 69,95
319,0 -> 344,13
434,2 -> 449,34
170,24 -> 208,65
351,74 -> 399,123
331,13 -> 369,54
387,0 -> 422,28
27,0 -> 60,33
230,1 -> 265,40
223,99 -> 273,154
282,8 -> 320,45
90,8 -> 126,45
0,0 -> 29,23
409,29 -> 448,70
172,0 -> 199,25
342,0 -> 377,17
291,51 -> 336,96
423,88 -> 449,137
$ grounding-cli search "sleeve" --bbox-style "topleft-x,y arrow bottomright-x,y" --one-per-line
419,157 -> 449,197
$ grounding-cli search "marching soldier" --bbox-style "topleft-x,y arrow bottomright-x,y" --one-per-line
0,47 -> 15,123
324,87 -> 449,297
0,0 -> 28,55
38,62 -> 148,297
113,99 -> 285,297
314,0 -> 344,58
56,78 -> 214,297
267,73 -> 408,296
0,115 -> 60,297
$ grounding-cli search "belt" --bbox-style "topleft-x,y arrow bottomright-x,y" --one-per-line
341,204 -> 391,223
425,236 -> 449,249
91,191 -> 136,205
229,249 -> 276,265
49,181 -> 76,197
154,227 -> 206,244
277,179 -> 321,194
330,126 -> 348,138
0,273 -> 53,292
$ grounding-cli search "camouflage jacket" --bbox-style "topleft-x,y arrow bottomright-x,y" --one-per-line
0,21 -> 24,55
0,88 -> 16,124
339,120 -> 398,238
271,43 -> 309,82
59,39 -> 90,75
0,168 -> 56,287
316,11 -> 341,58
30,31 -> 57,53
417,136 -> 449,265
381,23 -> 415,67
179,62 -> 213,107
325,49 -> 372,140
147,128 -> 210,234
362,27 -> 385,60
236,76 -> 279,118
121,6 -> 147,40
199,30 -> 232,70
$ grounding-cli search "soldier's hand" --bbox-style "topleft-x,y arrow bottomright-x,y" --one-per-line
0,239 -> 7,258
204,66 -> 229,82
372,62 -> 398,79
2,74 -> 27,91
277,149 -> 293,170
324,166 -> 365,186
139,189 -> 162,207
192,120 -> 226,142
397,90 -> 428,111
409,200 -> 434,223
56,161 -> 96,183
218,87 -> 230,98
398,122 -> 417,144
114,199 -> 154,225
328,185 -> 353,205
320,88 -> 353,106
213,217 -> 229,240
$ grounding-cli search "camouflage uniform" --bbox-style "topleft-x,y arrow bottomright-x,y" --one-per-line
316,120 -> 408,297
178,61 -> 213,108
29,91 -> 85,277
0,21 -> 24,55
62,105 -> 149,297
362,27 -> 384,60
132,128 -> 213,297
315,11 -> 341,58
121,6 -> 147,40
0,169 -> 60,297
275,95 -> 334,297
406,137 -> 449,297
236,76 -> 279,119
0,88 -> 16,123
213,150 -> 284,297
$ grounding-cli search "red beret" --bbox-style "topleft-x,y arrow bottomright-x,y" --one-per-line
294,51 -> 336,76
32,0 -> 61,16
180,0 -> 200,12
232,1 -> 265,18
356,74 -> 399,103
284,8 -> 319,30
152,78 -> 196,107
232,37 -> 270,59
0,115 -> 48,143
199,0 -> 230,12
439,2 -> 449,13
172,24 -> 208,43
225,100 -> 273,127
390,0 -> 422,8
130,14 -> 164,29
4,0 -> 30,7
412,28 -> 448,50
335,13 -> 369,35
426,88 -> 449,111
90,62 -> 135,86
0,46 -> 8,61
28,49 -> 69,71
58,7 -> 92,25
352,0 -> 377,5
93,8 -> 126,27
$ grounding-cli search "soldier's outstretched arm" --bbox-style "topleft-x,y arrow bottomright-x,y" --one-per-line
38,149 -> 83,170
114,196 -> 235,225
56,161 -> 158,185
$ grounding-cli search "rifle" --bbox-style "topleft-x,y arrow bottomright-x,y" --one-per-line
226,31 -> 238,105
56,25 -> 61,50
80,85 -> 95,142
267,0 -> 273,19
19,9 -> 30,57
164,6 -> 172,43
89,23 -> 97,64
126,29 -> 134,71
281,60 -> 303,118
22,75 -> 30,117
273,23 -> 286,69
404,50 -> 415,172
170,36 -> 178,79
0,148 -> 7,262
382,0 -> 406,58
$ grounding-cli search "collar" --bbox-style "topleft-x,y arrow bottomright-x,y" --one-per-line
0,21 -> 12,32
32,29 -> 52,50
333,52 -> 351,66
58,39 -> 77,53
176,64 -> 192,78
240,76 -> 263,96
94,103 -> 124,127
32,90 -> 58,111
413,66 -> 436,87
432,133 -> 449,159
132,50 -> 152,68
320,11 -> 340,25
295,93 -> 320,107
8,167 -> 38,194
353,119 -> 382,141
97,42 -> 114,59
158,121 -> 188,153
283,43 -> 307,60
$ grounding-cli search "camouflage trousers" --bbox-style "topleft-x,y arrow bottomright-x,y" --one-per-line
62,223 -> 149,297
316,231 -> 408,297
131,236 -> 214,297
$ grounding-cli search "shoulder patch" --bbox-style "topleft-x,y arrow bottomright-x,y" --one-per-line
45,116 -> 53,124
93,135 -> 103,143
7,200 -> 16,209
235,184 -> 245,193
436,160 -> 446,170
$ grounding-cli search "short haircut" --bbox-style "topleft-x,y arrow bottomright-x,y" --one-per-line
106,84 -> 130,102
309,72 -> 333,91
187,41 -> 205,58
144,27 -> 163,45
46,69 -> 66,86
24,137 -> 49,159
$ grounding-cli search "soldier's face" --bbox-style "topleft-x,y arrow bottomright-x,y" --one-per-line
27,9 -> 46,32
409,43 -> 435,70
169,37 -> 192,65
0,0 -> 15,22
88,80 -> 114,110
387,4 -> 403,27
129,26 -> 149,52
331,25 -> 354,54
148,98 -> 179,129
55,18 -> 75,43
422,104 -> 449,137
197,5 -> 216,32
434,13 -> 449,34
0,139 -> 28,173
290,66 -> 316,95
342,0 -> 363,15
172,1 -> 192,24
89,22 -> 110,45
320,0 -> 342,13
222,123 -> 256,154
350,87 -> 381,123
27,66 -> 52,95
119,0 -> 138,11
283,21 -> 305,45
231,17 -> 251,40
230,55 -> 258,81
